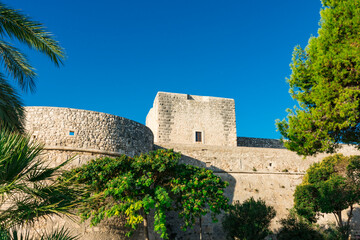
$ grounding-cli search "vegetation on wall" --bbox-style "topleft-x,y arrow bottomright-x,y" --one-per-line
293,154 -> 360,239
276,0 -> 360,156
61,149 -> 229,240
222,197 -> 276,240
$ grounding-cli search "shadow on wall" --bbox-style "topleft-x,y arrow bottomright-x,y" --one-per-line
151,145 -> 236,240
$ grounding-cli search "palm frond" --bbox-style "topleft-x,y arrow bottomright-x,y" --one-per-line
0,75 -> 24,131
0,3 -> 64,91
39,227 -> 79,240
0,40 -> 35,92
0,3 -> 65,64
0,227 -> 33,240
0,129 -> 84,228
26,157 -> 75,183
0,128 -> 42,185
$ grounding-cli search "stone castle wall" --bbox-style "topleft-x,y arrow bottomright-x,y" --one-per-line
23,93 -> 360,240
25,107 -> 153,157
237,136 -> 285,149
146,92 -> 237,146
155,143 -> 360,239
24,107 -> 154,240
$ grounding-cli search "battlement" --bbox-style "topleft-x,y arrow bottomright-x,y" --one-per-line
146,92 -> 237,146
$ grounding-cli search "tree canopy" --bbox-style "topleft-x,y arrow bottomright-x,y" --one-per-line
61,149 -> 229,240
293,154 -> 360,239
222,197 -> 276,240
276,0 -> 360,156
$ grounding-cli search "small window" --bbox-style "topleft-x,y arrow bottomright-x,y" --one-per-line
195,131 -> 202,142
69,131 -> 75,136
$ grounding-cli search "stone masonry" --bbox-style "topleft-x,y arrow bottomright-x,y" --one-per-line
22,92 -> 360,240
146,92 -> 360,239
146,92 -> 237,146
24,107 -> 154,240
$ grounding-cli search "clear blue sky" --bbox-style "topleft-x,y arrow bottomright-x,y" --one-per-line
4,0 -> 323,139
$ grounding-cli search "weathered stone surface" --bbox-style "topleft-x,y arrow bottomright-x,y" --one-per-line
21,93 -> 360,240
237,136 -> 285,149
146,92 -> 237,146
24,107 -> 154,240
154,142 -> 360,239
25,106 -> 153,157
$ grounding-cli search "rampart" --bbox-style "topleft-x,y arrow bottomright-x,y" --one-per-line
25,106 -> 153,157
24,107 -> 154,240
21,93 -> 360,240
237,136 -> 285,148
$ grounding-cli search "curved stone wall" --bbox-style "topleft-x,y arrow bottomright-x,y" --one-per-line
24,107 -> 153,240
25,107 -> 153,157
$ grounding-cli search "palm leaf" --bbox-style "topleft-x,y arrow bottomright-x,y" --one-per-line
0,2 -> 65,92
40,227 -> 79,240
0,75 -> 24,131
0,129 -> 84,229
0,40 -> 35,91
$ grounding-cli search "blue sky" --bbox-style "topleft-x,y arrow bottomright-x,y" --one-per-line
4,0 -> 322,139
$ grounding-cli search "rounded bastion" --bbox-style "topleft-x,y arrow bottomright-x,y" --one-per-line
25,106 -> 153,161
24,107 -> 154,239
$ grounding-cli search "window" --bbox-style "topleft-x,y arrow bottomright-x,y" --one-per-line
195,131 -> 202,143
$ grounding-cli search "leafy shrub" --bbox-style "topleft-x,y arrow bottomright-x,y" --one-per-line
222,197 -> 276,240
320,224 -> 349,240
276,213 -> 323,240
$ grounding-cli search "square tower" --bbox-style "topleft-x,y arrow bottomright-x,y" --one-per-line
146,92 -> 237,146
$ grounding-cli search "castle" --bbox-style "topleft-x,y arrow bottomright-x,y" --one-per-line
24,91 -> 360,240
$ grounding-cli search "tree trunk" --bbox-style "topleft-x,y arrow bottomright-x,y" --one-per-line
141,208 -> 149,240
337,210 -> 343,228
199,216 -> 202,240
346,205 -> 354,226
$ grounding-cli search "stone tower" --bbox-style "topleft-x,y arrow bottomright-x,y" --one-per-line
146,92 -> 237,146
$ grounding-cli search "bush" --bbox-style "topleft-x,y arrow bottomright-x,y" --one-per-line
222,197 -> 276,240
276,213 -> 323,240
320,224 -> 349,240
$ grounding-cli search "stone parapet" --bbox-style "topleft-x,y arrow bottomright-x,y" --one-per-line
237,136 -> 285,149
25,106 -> 153,157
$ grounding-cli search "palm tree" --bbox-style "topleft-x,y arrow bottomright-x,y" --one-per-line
0,128 -> 81,239
0,2 -> 64,131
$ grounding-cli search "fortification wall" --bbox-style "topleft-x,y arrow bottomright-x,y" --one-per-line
24,107 -> 154,240
146,92 -> 237,146
25,107 -> 153,157
22,102 -> 360,239
156,142 -> 360,239
237,136 -> 285,149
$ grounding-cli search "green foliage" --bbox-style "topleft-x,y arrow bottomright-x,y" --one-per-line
320,224 -> 349,240
276,212 -> 324,240
0,128 -> 81,238
62,149 -> 229,239
294,154 -> 360,238
0,2 -> 64,131
276,0 -> 360,156
222,197 -> 276,240
0,226 -> 79,240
